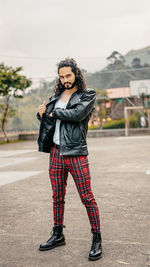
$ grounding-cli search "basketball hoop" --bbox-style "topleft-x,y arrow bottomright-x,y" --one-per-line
138,84 -> 148,107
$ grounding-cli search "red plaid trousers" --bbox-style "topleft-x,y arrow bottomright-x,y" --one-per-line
49,144 -> 100,233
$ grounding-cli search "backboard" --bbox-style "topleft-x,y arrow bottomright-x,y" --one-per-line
130,80 -> 150,97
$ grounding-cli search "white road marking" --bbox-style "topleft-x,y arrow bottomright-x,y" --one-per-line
115,136 -> 150,140
0,150 -> 36,158
0,171 -> 43,186
0,157 -> 38,168
146,170 -> 150,175
117,261 -> 131,265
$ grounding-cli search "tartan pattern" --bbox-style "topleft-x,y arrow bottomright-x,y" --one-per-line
49,144 -> 100,233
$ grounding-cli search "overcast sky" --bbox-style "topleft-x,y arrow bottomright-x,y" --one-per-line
0,0 -> 150,82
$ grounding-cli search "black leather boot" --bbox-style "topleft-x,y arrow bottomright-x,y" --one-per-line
88,232 -> 102,261
39,225 -> 66,251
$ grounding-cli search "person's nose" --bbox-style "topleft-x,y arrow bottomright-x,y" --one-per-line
64,77 -> 68,83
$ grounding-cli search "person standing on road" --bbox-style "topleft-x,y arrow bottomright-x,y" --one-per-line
37,58 -> 102,261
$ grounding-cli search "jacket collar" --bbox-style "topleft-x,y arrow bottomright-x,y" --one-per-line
48,90 -> 82,107
48,95 -> 60,103
66,92 -> 81,108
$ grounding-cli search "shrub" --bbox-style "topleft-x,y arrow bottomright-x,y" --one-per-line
102,118 -> 125,129
88,125 -> 100,130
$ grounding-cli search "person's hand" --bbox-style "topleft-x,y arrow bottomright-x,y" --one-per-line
39,101 -> 46,118
50,112 -> 53,117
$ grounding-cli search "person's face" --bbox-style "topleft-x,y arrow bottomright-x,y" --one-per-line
59,66 -> 76,89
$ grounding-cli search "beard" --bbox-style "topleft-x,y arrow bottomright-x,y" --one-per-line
62,79 -> 76,90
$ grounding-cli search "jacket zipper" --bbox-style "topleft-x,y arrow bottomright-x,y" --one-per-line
59,120 -> 62,155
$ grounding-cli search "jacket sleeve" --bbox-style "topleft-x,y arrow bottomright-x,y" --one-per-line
52,89 -> 96,122
37,112 -> 42,121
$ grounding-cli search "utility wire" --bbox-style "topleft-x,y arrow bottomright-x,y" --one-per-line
0,50 -> 150,60
31,66 -> 150,80
95,67 -> 150,74
0,54 -> 107,60
1,53 -> 150,79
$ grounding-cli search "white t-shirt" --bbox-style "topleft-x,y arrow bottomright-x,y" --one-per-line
53,97 -> 67,145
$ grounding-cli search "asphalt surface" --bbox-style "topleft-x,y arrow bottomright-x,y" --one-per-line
0,136 -> 150,267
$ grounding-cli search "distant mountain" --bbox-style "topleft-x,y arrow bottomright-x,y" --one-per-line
125,46 -> 150,66
85,45 -> 150,89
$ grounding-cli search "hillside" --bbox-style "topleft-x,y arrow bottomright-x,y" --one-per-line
85,46 -> 150,89
125,46 -> 150,66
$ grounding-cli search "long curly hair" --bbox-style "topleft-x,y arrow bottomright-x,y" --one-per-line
54,58 -> 87,96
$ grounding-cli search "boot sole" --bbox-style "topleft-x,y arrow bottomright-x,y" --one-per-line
39,241 -> 66,251
88,254 -> 103,261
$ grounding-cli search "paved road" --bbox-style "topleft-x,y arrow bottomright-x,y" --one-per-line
0,136 -> 150,267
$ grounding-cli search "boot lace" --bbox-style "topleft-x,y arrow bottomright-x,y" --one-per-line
49,225 -> 66,235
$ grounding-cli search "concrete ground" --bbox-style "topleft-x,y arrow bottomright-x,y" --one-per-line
0,136 -> 150,267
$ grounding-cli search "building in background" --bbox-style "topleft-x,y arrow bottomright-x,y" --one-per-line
89,80 -> 150,127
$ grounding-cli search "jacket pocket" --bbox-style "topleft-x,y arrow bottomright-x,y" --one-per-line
65,123 -> 81,145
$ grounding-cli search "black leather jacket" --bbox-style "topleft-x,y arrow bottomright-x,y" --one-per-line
37,88 -> 96,156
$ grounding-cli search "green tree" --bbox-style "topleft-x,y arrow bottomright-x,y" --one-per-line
0,63 -> 32,142
106,51 -> 126,70
131,57 -> 142,68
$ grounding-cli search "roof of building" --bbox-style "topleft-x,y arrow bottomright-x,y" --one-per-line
106,87 -> 130,99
